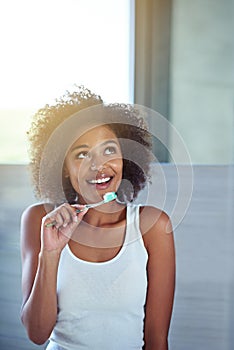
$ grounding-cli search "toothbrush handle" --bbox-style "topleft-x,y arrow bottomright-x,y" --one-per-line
83,200 -> 105,210
45,220 -> 57,227
45,200 -> 105,226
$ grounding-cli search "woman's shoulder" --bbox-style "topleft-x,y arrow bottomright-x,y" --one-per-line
21,203 -> 55,252
21,202 -> 54,227
22,202 -> 54,217
139,205 -> 173,250
139,205 -> 171,228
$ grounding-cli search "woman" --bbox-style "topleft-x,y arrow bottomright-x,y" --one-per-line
20,86 -> 175,350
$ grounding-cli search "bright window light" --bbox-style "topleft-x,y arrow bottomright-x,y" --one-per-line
0,0 -> 134,163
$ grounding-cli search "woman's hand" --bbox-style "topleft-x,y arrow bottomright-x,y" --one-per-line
20,203 -> 87,344
41,203 -> 87,253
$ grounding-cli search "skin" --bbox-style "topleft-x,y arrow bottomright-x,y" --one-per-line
64,126 -> 123,205
20,125 -> 175,349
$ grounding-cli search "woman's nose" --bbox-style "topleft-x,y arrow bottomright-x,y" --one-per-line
89,155 -> 104,171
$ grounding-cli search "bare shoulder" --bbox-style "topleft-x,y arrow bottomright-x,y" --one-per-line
139,205 -> 174,252
21,203 -> 54,222
21,203 -> 54,253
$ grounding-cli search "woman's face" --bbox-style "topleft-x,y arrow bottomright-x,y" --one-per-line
64,125 -> 123,204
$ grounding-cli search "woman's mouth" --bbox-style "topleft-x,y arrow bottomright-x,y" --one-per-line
86,176 -> 113,190
87,177 -> 111,185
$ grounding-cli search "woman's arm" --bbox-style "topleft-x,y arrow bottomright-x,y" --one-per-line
141,207 -> 176,350
20,203 -> 86,344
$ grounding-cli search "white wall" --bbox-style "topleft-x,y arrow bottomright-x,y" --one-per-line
170,0 -> 234,164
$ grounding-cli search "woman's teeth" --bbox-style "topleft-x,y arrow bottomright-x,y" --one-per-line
88,177 -> 111,184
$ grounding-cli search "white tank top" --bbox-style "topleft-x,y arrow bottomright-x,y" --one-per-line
47,205 -> 148,350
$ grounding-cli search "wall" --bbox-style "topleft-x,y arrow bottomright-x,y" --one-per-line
170,0 -> 234,163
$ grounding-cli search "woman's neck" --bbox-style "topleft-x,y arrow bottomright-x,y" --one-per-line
83,201 -> 126,227
70,202 -> 127,249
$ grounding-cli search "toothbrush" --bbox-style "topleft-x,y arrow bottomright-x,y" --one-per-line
76,191 -> 117,212
45,192 -> 117,227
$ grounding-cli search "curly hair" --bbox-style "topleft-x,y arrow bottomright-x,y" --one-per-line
27,86 -> 153,205
103,104 -> 153,202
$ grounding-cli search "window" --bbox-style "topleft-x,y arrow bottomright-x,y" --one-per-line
0,0 -> 134,163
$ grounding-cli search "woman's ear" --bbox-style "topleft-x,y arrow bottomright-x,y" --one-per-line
63,165 -> 69,178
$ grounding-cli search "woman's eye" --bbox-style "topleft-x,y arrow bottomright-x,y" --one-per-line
104,146 -> 116,155
76,151 -> 90,159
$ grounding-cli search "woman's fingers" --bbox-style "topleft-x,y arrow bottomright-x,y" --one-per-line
44,203 -> 88,229
55,206 -> 72,228
45,204 -> 75,228
41,204 -> 89,252
71,204 -> 88,215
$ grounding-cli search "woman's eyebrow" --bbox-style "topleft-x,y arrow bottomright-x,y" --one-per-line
70,144 -> 88,152
70,140 -> 119,153
101,140 -> 119,146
